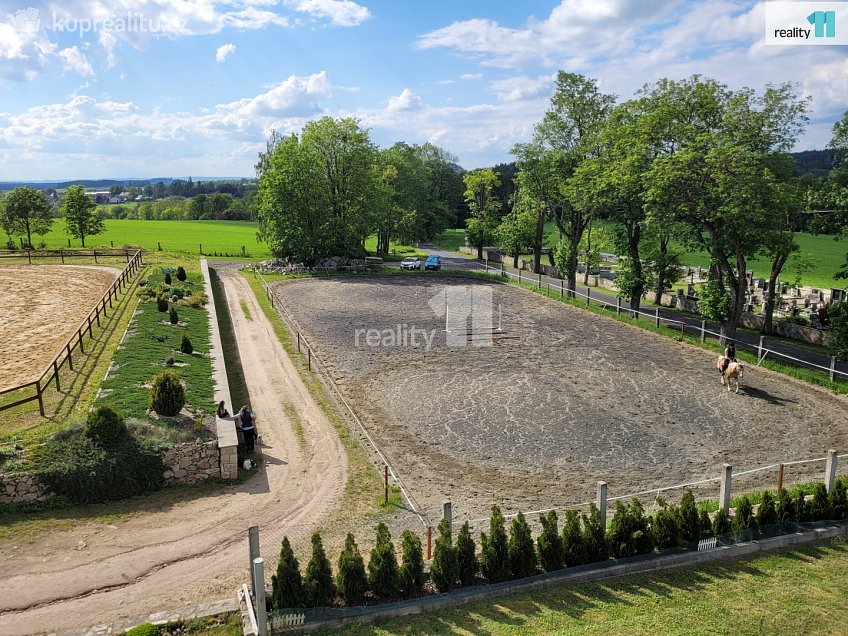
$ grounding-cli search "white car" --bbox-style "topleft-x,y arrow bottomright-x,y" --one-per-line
400,256 -> 421,270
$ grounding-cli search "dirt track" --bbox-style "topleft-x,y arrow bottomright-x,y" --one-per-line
271,275 -> 848,522
0,265 -> 119,390
0,266 -> 347,635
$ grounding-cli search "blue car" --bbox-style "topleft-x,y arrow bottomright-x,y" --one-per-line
424,255 -> 442,270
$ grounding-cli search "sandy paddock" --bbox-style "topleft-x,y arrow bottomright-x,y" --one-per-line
0,265 -> 119,390
271,275 -> 848,522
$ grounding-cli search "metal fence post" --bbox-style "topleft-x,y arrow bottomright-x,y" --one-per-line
537,272 -> 541,288
700,320 -> 706,344
597,481 -> 608,534
655,308 -> 660,328
758,336 -> 764,361
248,525 -> 260,600
830,356 -> 836,383
719,464 -> 733,515
485,259 -> 488,273
252,558 -> 268,636
586,288 -> 590,307
825,449 -> 838,492
560,279 -> 564,298
616,297 -> 621,316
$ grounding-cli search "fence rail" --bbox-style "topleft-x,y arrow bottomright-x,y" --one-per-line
0,247 -> 139,264
481,263 -> 848,385
0,249 -> 144,417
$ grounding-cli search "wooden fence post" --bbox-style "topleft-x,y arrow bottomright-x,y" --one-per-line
53,359 -> 60,392
777,463 -> 784,492
36,380 -> 45,417
78,328 -> 85,354
66,342 -> 73,370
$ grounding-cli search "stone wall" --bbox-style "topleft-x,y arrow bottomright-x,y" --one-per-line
0,472 -> 50,505
162,439 -> 221,484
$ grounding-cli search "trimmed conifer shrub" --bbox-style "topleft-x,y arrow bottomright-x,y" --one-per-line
808,483 -> 831,520
562,509 -> 586,566
180,332 -> 193,354
608,498 -> 653,558
698,509 -> 714,538
776,488 -> 795,522
336,533 -> 367,605
651,498 -> 683,550
271,537 -> 304,609
430,518 -> 458,592
480,505 -> 510,583
84,404 -> 128,445
165,272 -> 172,285
176,265 -> 187,281
455,521 -> 478,587
757,491 -> 778,526
304,532 -> 335,607
732,496 -> 757,534
169,306 -> 178,325
398,530 -> 425,597
150,370 -> 185,416
581,504 -> 609,563
508,511 -> 536,580
679,490 -> 700,542
829,478 -> 848,520
536,510 -> 563,572
156,295 -> 169,312
368,522 -> 400,598
712,508 -> 731,535
793,490 -> 808,521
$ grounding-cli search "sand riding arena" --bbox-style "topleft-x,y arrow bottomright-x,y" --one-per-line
272,275 -> 848,522
0,265 -> 119,390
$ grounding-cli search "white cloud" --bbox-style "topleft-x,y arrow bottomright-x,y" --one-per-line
387,88 -> 422,111
489,74 -> 555,102
58,46 -> 94,76
291,0 -> 371,26
460,73 -> 482,80
216,43 -> 236,63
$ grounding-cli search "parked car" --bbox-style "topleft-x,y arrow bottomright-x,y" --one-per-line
400,256 -> 421,270
424,255 -> 442,271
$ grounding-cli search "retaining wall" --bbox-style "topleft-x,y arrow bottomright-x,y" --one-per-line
162,439 -> 221,484
0,471 -> 50,505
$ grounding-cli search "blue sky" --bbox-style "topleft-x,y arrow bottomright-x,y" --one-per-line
0,0 -> 846,180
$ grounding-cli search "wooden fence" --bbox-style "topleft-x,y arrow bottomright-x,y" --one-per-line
0,249 -> 144,417
0,248 -> 138,264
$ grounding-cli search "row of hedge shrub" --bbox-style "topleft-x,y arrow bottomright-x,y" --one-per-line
271,478 -> 848,608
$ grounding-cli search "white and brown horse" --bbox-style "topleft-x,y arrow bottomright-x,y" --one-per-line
716,356 -> 744,393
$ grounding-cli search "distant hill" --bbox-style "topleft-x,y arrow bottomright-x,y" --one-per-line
791,149 -> 837,176
0,176 -> 248,190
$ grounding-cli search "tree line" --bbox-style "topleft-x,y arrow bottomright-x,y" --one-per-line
254,118 -> 465,264
462,73 -> 848,343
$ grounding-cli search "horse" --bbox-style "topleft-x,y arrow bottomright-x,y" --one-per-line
716,356 -> 744,393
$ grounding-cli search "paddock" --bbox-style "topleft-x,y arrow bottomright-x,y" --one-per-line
270,275 -> 848,520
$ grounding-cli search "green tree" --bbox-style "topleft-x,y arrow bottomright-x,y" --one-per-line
608,499 -> 653,558
430,518 -> 458,592
336,533 -> 368,605
508,511 -> 537,579
2,186 -> 53,248
651,498 -> 683,550
463,168 -> 501,259
455,521 -> 478,586
581,503 -> 609,563
480,505 -> 510,583
495,189 -> 537,268
61,185 -> 102,248
304,532 -> 336,607
512,142 -> 560,273
678,490 -> 701,543
271,537 -> 305,609
536,510 -> 563,572
367,522 -> 400,598
561,509 -> 585,566
398,530 -> 425,597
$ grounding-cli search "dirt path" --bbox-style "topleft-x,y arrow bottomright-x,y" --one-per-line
0,267 -> 347,635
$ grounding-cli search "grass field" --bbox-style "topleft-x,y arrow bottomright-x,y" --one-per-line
435,224 -> 848,290
320,540 -> 848,635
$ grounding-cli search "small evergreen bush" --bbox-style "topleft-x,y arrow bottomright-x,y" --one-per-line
368,522 -> 400,598
480,505 -> 511,583
508,511 -> 536,579
125,623 -> 158,636
150,370 -> 185,416
808,483 -> 831,520
608,499 -> 653,558
829,478 -> 848,520
180,333 -> 193,354
337,533 -> 367,605
164,272 -> 172,285
793,490 -> 808,521
430,518 -> 458,592
455,521 -> 478,586
731,496 -> 757,534
712,508 -> 731,535
156,295 -> 169,312
757,491 -> 778,526
679,490 -> 700,542
582,504 -> 609,563
83,404 -> 127,445
776,488 -> 795,522
536,510 -> 563,572
304,532 -> 335,607
169,306 -> 178,325
698,509 -> 714,538
165,355 -> 175,366
271,537 -> 304,609
398,530 -> 425,597
651,498 -> 683,550
562,509 -> 586,566
176,265 -> 187,281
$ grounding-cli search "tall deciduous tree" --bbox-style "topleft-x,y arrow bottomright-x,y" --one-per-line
463,168 -> 501,259
3,186 -> 53,248
62,185 -> 103,247
495,188 -> 537,268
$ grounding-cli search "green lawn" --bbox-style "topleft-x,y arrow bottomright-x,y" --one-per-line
321,541 -> 848,635
28,219 -> 268,258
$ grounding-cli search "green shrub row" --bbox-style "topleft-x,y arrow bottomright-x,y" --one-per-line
270,480 -> 848,608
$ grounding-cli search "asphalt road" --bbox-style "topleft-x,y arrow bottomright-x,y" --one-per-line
410,244 -> 848,380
